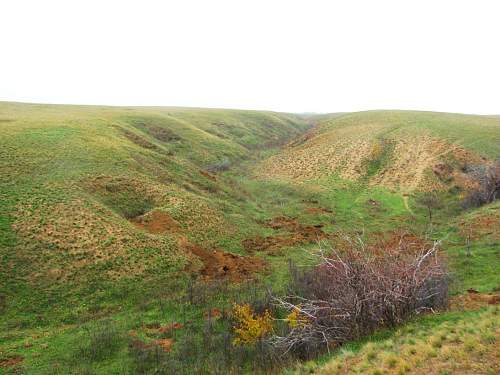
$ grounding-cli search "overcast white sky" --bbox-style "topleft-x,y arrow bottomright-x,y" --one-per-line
1,0 -> 499,114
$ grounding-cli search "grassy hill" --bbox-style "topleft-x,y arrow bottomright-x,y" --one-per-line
258,110 -> 499,185
0,101 -> 309,318
0,104 -> 498,374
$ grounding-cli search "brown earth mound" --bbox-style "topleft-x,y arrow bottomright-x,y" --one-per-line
204,308 -> 223,320
199,169 -> 217,181
459,211 -> 500,240
182,240 -> 265,282
451,289 -> 500,310
154,339 -> 174,352
158,322 -> 183,334
120,127 -> 159,150
244,216 -> 328,254
242,235 -> 297,254
369,231 -> 430,254
0,355 -> 23,368
129,338 -> 173,353
264,216 -> 301,230
131,210 -> 180,234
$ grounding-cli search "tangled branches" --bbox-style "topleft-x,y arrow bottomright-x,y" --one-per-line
269,236 -> 448,358
463,161 -> 500,208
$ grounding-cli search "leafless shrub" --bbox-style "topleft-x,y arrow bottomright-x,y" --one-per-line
463,160 -> 500,208
268,237 -> 448,358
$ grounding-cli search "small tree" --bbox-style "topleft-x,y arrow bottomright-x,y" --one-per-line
417,192 -> 442,223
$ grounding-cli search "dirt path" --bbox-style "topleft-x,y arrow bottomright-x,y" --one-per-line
402,194 -> 414,215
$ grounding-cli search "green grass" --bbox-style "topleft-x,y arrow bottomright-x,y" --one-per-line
1,103 -> 499,374
289,306 -> 499,375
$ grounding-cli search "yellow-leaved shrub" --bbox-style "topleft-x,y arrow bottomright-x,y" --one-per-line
232,303 -> 273,346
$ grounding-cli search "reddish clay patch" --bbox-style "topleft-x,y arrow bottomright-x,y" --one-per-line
451,289 -> 500,310
305,207 -> 333,214
158,322 -> 183,334
264,216 -> 301,230
432,162 -> 453,179
204,308 -> 222,320
182,240 -> 266,282
242,235 -> 297,254
244,216 -> 328,254
200,169 -> 217,181
154,338 -> 174,352
131,210 -> 179,234
368,231 -> 430,255
460,214 -> 500,240
0,355 -> 23,368
130,338 -> 173,352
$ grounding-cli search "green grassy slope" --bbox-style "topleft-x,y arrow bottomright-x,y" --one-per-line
1,105 -> 499,374
0,102 -> 309,322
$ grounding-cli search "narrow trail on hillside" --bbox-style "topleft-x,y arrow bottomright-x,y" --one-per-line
402,194 -> 414,215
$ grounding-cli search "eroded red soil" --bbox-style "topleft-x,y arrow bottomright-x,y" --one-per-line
459,213 -> 500,240
181,239 -> 266,282
243,216 -> 328,254
0,355 -> 23,368
131,210 -> 180,234
451,289 -> 500,310
129,338 -> 174,353
369,230 -> 430,254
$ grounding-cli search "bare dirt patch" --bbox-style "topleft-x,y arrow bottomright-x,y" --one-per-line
459,210 -> 500,240
119,127 -> 159,150
142,322 -> 183,336
204,308 -> 223,320
153,338 -> 174,352
243,216 -> 328,254
131,210 -> 180,234
371,137 -> 488,192
157,322 -> 183,334
369,231 -> 430,254
0,355 -> 23,368
242,235 -> 297,254
181,239 -> 266,282
199,169 -> 217,181
450,289 -> 500,310
129,338 -> 174,353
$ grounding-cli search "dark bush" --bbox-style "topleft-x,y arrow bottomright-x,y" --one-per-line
463,161 -> 500,208
269,237 -> 448,358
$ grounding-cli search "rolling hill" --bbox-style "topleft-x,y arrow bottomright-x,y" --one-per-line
0,103 -> 498,374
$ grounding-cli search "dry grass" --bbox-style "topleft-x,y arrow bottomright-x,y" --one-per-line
257,112 -> 492,196
299,306 -> 499,375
